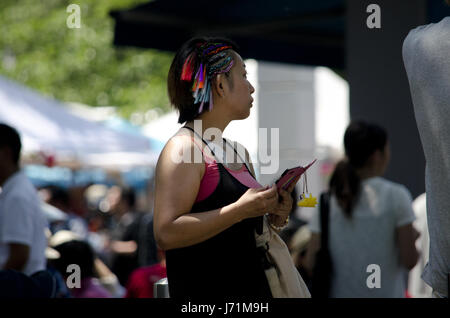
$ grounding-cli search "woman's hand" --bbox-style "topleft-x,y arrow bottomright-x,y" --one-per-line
272,188 -> 294,218
234,184 -> 279,220
268,175 -> 300,227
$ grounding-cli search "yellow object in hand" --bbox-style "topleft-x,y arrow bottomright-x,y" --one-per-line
297,193 -> 318,207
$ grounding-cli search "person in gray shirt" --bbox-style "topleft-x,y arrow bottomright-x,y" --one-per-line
402,11 -> 450,298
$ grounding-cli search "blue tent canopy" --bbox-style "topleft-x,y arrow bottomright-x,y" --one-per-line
25,165 -> 153,191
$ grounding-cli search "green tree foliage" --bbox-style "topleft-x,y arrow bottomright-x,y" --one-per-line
0,0 -> 173,119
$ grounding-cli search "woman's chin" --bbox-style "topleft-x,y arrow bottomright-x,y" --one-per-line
231,106 -> 251,120
241,109 -> 251,119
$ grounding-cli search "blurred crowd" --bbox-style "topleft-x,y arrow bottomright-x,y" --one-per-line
40,183 -> 165,298
0,122 -> 166,298
1,180 -> 167,298
1,183 -> 429,298
0,122 -> 432,298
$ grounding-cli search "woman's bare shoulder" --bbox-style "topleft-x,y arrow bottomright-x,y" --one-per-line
156,130 -> 206,178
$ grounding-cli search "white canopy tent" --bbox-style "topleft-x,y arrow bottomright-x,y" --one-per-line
0,76 -> 157,168
141,110 -> 182,145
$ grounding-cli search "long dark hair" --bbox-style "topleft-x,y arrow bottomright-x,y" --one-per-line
329,121 -> 388,217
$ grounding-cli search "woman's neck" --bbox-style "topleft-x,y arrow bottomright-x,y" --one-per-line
356,166 -> 380,180
185,115 -> 230,142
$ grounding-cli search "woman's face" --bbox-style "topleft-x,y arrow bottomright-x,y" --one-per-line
223,51 -> 255,119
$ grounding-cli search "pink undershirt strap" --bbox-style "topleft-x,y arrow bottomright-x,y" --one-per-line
175,133 -> 262,203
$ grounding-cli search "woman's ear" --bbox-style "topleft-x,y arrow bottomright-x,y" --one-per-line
213,74 -> 226,98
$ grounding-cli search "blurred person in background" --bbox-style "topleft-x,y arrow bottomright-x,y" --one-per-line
44,228 -> 71,298
49,230 -> 121,298
44,185 -> 89,239
305,121 -> 419,297
125,247 -> 166,298
0,123 -> 48,276
52,240 -> 111,298
82,184 -> 111,260
104,186 -> 138,285
105,186 -> 157,286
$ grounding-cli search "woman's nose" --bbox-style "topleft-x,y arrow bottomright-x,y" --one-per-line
249,82 -> 255,94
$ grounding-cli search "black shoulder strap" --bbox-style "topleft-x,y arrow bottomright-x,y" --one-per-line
183,126 -> 255,178
182,125 -> 216,157
184,126 -> 263,234
320,192 -> 330,250
222,137 -> 263,234
222,138 -> 255,179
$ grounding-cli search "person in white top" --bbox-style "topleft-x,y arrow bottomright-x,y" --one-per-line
305,121 -> 419,297
0,123 -> 48,275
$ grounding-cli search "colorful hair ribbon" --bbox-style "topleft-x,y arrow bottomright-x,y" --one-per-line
180,42 -> 234,115
181,52 -> 195,82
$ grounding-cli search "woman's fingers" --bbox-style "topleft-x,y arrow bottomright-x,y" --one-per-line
259,184 -> 278,198
255,186 -> 269,192
268,187 -> 293,217
256,186 -> 277,212
279,189 -> 293,206
278,188 -> 290,199
286,175 -> 300,193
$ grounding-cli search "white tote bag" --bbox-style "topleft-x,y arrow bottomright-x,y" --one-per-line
255,216 -> 311,298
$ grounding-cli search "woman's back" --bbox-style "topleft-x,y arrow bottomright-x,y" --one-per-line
310,177 -> 416,297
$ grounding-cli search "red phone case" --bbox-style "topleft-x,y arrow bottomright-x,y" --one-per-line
275,159 -> 317,190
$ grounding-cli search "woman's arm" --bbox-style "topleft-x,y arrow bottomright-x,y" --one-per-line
154,137 -> 279,251
396,223 -> 420,270
3,243 -> 29,271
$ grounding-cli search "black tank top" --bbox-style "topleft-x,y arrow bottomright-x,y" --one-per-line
165,126 -> 271,298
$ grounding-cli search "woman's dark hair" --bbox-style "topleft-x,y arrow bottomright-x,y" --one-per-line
329,120 -> 388,217
167,36 -> 239,124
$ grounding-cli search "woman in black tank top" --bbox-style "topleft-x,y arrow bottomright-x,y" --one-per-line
154,37 -> 297,299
